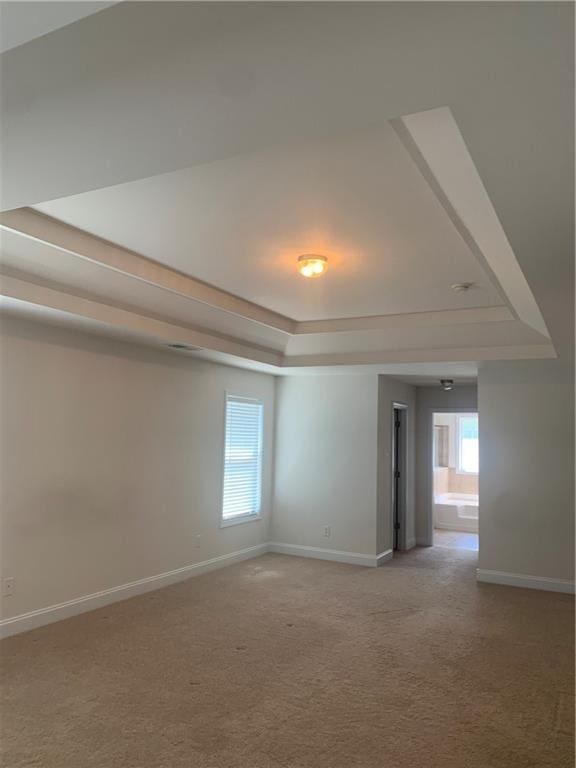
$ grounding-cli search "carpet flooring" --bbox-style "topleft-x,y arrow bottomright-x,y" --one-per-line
1,547 -> 574,768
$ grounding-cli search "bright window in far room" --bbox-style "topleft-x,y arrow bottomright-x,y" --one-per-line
221,395 -> 264,526
457,414 -> 479,474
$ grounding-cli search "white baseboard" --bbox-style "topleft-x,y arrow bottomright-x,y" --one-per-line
0,543 -> 268,639
0,540 -> 409,639
268,542 -> 385,568
416,537 -> 432,547
402,538 -> 416,551
376,549 -> 394,566
477,568 -> 575,594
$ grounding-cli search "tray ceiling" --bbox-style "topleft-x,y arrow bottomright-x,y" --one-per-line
34,124 -> 503,322
0,104 -> 555,371
1,1 -> 566,374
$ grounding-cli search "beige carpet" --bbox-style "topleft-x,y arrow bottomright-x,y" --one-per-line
1,547 -> 574,768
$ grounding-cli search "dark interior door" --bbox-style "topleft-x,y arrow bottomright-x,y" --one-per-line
393,408 -> 401,550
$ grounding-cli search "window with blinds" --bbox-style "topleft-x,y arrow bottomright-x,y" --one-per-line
221,395 -> 264,524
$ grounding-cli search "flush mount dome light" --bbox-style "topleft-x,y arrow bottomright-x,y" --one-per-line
297,254 -> 328,278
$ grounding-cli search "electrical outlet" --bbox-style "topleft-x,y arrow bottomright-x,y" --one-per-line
322,525 -> 331,538
2,577 -> 14,597
194,534 -> 202,550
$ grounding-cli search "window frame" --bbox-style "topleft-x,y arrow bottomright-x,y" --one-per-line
433,424 -> 449,468
220,392 -> 264,528
456,413 -> 479,475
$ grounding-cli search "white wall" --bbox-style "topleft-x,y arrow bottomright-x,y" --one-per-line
377,376 -> 416,552
272,375 -> 379,556
2,314 -> 572,625
0,317 -> 275,619
414,385 -> 478,545
478,359 -> 574,582
474,115 -> 574,588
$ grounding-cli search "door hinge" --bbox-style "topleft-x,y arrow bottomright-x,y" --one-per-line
394,523 -> 401,530
394,470 -> 401,479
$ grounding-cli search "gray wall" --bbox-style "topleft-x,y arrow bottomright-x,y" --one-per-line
414,385 -> 478,545
377,376 -> 416,553
0,317 -> 276,619
478,359 -> 574,581
474,74 -> 574,584
272,375 -> 379,556
3,315 -> 573,621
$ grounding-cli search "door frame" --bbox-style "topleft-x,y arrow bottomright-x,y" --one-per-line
391,402 -> 409,551
428,408 -> 478,546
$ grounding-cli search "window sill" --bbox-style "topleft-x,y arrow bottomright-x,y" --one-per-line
220,513 -> 262,529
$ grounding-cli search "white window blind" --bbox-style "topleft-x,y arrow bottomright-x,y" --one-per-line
222,395 -> 264,522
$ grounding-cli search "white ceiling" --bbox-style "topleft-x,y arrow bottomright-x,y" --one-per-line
0,104 -> 556,370
35,125 -> 503,322
0,2 -> 572,374
0,229 -> 289,351
0,1 -> 118,53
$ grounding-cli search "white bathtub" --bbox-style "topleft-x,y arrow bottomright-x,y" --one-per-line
434,492 -> 479,532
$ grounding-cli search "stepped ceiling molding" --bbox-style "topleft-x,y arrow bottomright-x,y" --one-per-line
0,3 -> 565,377
0,109 -> 554,373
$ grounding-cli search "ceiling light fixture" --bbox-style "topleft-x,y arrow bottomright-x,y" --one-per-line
440,379 -> 454,391
451,282 -> 474,293
166,343 -> 200,351
297,254 -> 328,279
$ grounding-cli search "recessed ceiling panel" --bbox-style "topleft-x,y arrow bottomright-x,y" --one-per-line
35,124 -> 504,322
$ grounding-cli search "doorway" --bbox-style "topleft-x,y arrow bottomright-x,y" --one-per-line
432,411 -> 479,551
392,404 -> 408,551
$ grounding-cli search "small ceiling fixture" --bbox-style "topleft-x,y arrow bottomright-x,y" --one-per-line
166,343 -> 199,351
440,379 -> 454,391
451,282 -> 474,293
297,253 -> 328,279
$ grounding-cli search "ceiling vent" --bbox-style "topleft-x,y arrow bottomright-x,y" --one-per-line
165,343 -> 200,352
